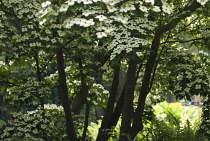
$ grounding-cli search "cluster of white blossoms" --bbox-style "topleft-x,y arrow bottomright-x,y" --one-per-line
88,83 -> 109,107
96,32 -> 107,38
1,106 -> 65,141
64,18 -> 95,28
95,15 -> 107,21
145,0 -> 155,5
60,0 -> 122,7
153,6 -> 161,12
41,1 -> 51,8
0,61 -> 5,66
199,50 -> 209,56
120,2 -> 136,12
107,17 -> 155,60
161,0 -> 172,14
197,0 -> 209,5
112,15 -> 129,24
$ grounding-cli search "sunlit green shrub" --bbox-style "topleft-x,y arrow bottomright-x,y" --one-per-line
86,102 -> 207,141
136,102 -> 207,141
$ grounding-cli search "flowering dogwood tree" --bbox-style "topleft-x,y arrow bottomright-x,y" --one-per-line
0,0 -> 210,141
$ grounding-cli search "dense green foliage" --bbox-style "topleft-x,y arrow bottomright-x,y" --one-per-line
0,0 -> 210,141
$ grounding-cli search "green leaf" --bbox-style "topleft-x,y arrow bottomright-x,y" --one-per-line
0,119 -> 6,127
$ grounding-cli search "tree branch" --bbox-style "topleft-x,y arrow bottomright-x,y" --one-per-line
0,80 -> 18,86
160,37 -> 203,45
160,1 -> 201,34
149,45 -> 165,91
40,53 -> 56,74
2,10 -> 22,33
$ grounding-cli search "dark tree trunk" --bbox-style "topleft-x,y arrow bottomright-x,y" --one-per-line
130,32 -> 161,139
81,101 -> 90,141
96,63 -> 121,141
56,47 -> 77,141
119,57 -> 138,141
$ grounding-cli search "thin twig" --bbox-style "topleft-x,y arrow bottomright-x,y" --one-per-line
40,53 -> 56,73
160,37 -> 203,45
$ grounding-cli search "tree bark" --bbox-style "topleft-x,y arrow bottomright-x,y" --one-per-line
81,101 -> 90,141
96,63 -> 121,141
56,47 -> 77,141
130,32 -> 161,139
119,57 -> 138,141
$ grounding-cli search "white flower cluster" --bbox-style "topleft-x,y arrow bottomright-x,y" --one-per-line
107,17 -> 155,60
95,23 -> 116,38
112,15 -> 129,24
1,107 -> 65,140
44,104 -> 64,111
197,0 -> 209,5
64,18 -> 95,28
161,0 -> 172,14
139,5 -> 148,12
0,61 -> 5,66
95,15 -> 107,21
199,50 -> 209,56
120,1 -> 136,12
153,6 -> 161,12
41,1 -> 51,8
88,83 -> 109,107
96,32 -> 107,38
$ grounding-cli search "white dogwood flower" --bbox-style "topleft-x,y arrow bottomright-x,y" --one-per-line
41,1 -> 51,8
96,32 -> 107,38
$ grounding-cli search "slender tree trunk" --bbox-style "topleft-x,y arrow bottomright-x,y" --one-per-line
96,58 -> 142,141
130,32 -> 161,140
56,46 -> 77,141
119,57 -> 138,141
96,63 -> 121,141
81,101 -> 90,141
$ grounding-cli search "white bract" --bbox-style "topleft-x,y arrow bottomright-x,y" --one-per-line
96,32 -> 107,38
113,15 -> 128,24
39,19 -> 46,25
136,52 -> 144,57
65,0 -> 75,6
120,3 -> 136,12
82,0 -> 93,4
80,19 -> 95,27
153,6 -> 161,12
145,0 -> 155,5
162,2 -> 172,14
59,4 -> 69,12
107,5 -> 118,12
41,1 -> 51,8
96,15 -> 107,21
139,5 -> 148,13
197,0 -> 209,5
